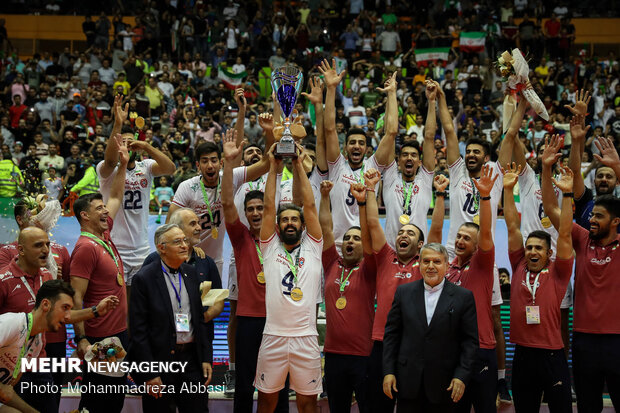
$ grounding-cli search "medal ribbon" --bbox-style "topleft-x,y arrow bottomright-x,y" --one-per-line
254,241 -> 264,266
470,177 -> 480,213
525,268 -> 548,305
248,176 -> 263,191
80,232 -> 121,274
283,246 -> 302,285
199,179 -> 221,230
402,178 -> 414,214
19,276 -> 42,301
339,266 -> 359,294
13,312 -> 33,379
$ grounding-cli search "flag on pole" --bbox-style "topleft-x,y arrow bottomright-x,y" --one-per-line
218,65 -> 248,89
414,47 -> 451,64
459,32 -> 486,52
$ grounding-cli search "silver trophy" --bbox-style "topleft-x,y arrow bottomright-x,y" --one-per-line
271,65 -> 303,158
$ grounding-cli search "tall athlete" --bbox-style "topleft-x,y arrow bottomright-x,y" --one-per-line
321,59 -> 396,252
255,144 -> 323,413
382,79 -> 436,246
97,97 -> 176,289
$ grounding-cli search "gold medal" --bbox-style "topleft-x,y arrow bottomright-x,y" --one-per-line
399,214 -> 409,225
473,215 -> 480,225
541,217 -> 552,228
257,271 -> 265,284
336,296 -> 347,310
211,227 -> 219,239
291,287 -> 303,301
117,273 -> 124,286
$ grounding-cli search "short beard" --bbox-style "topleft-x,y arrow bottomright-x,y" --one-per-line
280,227 -> 302,245
46,309 -> 59,333
589,227 -> 610,240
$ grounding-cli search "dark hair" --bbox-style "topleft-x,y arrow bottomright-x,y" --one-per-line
14,199 -> 29,221
34,280 -> 75,309
526,230 -> 552,249
594,195 -> 620,219
401,223 -> 425,243
121,126 -> 134,135
244,190 -> 264,209
195,142 -> 221,160
465,138 -> 491,157
460,222 -> 480,232
304,143 -> 316,153
345,128 -> 367,145
277,204 -> 304,225
399,141 -> 420,156
498,267 -> 510,276
73,193 -> 103,223
243,144 -> 262,154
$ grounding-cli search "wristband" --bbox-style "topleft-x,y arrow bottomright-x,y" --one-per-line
91,305 -> 100,318
75,335 -> 88,343
563,192 -> 574,198
435,191 -> 447,197
481,196 -> 491,201
357,201 -> 367,206
366,188 -> 375,192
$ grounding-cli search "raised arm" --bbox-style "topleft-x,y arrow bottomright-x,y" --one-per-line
260,144 -> 280,241
293,144 -> 321,240
364,168 -> 387,252
374,72 -> 398,166
551,165 -> 575,260
128,140 -> 176,176
541,134 -> 564,230
319,58 -> 346,163
500,98 -> 529,169
100,95 -> 129,178
593,136 -> 620,180
301,76 -> 327,172
502,162 -> 524,252
221,129 -> 243,224
568,114 -> 590,199
472,164 -> 498,252
319,180 -> 335,251
436,81 -> 459,165
423,80 -> 438,171
428,175 -> 449,244
258,112 -> 276,151
350,182 -> 373,255
232,88 -> 247,167
107,134 -> 128,220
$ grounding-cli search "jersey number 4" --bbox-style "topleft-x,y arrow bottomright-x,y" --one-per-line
282,271 -> 294,296
124,190 -> 143,210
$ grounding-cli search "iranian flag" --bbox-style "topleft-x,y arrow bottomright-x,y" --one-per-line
459,32 -> 486,52
414,47 -> 451,64
218,65 -> 247,89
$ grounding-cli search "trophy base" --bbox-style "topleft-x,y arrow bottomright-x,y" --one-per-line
275,138 -> 297,159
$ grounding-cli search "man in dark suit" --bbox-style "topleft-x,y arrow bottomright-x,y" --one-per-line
129,223 -> 213,412
383,242 -> 479,412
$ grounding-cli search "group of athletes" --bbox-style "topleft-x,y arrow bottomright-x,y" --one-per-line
0,57 -> 619,413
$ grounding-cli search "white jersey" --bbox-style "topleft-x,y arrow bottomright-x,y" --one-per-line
172,168 -> 246,261
260,231 -> 323,337
278,168 -> 327,210
97,159 -> 156,267
328,154 -> 387,250
446,158 -> 503,260
0,312 -> 43,385
383,162 -> 434,248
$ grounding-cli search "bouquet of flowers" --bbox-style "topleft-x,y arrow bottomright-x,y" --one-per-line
497,49 -> 549,132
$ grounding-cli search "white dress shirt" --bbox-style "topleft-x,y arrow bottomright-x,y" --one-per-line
424,278 -> 445,325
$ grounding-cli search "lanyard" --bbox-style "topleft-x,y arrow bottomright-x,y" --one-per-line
469,177 -> 480,212
19,276 -> 41,302
353,164 -> 365,185
255,241 -> 263,266
199,178 -> 221,226
283,246 -> 302,284
402,178 -> 414,213
162,265 -> 183,310
248,176 -> 263,191
13,312 -> 33,379
525,269 -> 547,304
339,266 -> 358,294
80,232 -> 121,274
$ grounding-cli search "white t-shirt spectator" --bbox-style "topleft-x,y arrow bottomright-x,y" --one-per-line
345,104 -> 366,127
376,30 -> 400,52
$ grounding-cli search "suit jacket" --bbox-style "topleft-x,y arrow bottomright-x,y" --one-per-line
383,279 -> 478,403
129,256 -> 213,383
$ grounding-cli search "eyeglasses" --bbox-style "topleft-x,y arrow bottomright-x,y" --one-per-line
162,237 -> 189,246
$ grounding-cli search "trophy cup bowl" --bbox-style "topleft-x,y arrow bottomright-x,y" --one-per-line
271,65 -> 303,159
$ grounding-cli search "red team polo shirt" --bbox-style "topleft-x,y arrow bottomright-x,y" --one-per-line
322,245 -> 376,356
372,242 -> 421,341
226,218 -> 266,318
447,247 -> 496,349
572,223 -> 620,334
70,217 -> 127,338
509,248 -> 573,350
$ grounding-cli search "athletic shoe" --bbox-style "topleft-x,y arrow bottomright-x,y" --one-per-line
224,370 -> 235,398
498,378 -> 512,404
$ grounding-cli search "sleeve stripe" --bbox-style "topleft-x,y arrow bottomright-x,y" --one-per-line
327,154 -> 343,166
420,164 -> 435,175
449,157 -> 462,169
307,233 -> 323,244
171,200 -> 186,207
260,232 -> 277,245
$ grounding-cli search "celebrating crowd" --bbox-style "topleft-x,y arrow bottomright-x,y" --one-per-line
0,1 -> 619,413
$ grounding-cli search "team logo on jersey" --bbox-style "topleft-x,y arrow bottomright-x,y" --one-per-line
413,185 -> 419,194
335,278 -> 351,287
140,178 -> 148,188
298,258 -> 305,268
394,272 -> 412,279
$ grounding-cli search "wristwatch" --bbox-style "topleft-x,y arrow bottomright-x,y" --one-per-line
91,305 -> 100,318
75,335 -> 88,343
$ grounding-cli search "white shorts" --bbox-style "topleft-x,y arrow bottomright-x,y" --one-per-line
123,262 -> 143,286
255,335 -> 322,396
560,282 -> 573,309
492,266 -> 503,306
228,253 -> 238,301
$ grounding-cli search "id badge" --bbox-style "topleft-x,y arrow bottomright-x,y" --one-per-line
526,306 -> 540,325
175,313 -> 190,332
